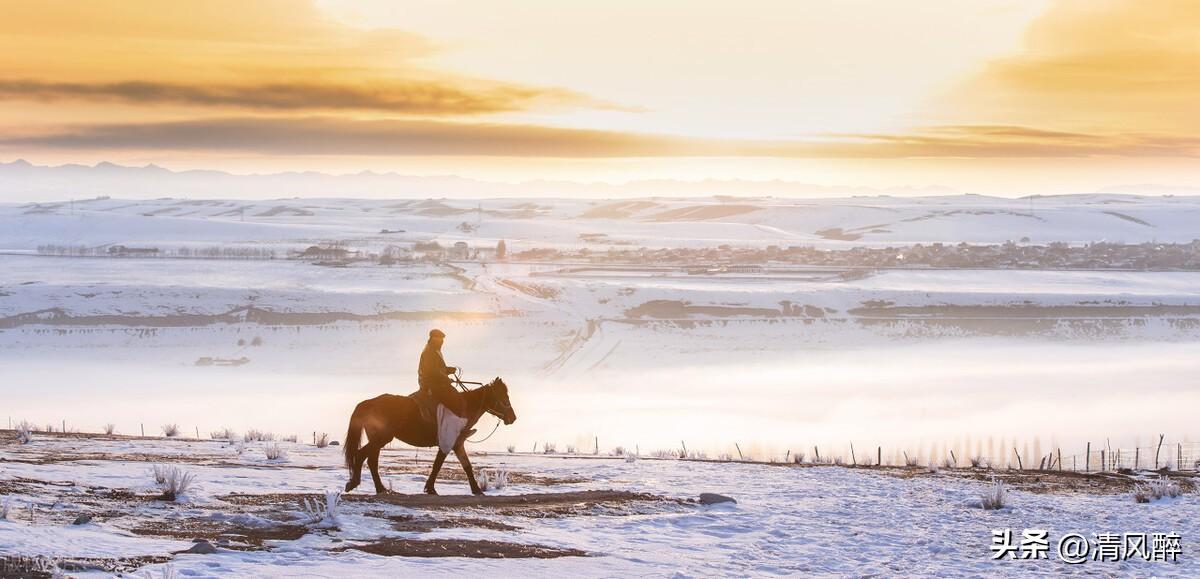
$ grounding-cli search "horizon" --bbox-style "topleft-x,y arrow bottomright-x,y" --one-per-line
4,157 -> 1200,202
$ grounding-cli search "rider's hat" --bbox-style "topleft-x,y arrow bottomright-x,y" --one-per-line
429,328 -> 446,339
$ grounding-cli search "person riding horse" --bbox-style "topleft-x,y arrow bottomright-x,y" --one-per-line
418,329 -> 464,417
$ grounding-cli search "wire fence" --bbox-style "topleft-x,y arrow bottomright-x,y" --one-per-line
1049,441 -> 1200,473
784,439 -> 1200,472
903,441 -> 1200,472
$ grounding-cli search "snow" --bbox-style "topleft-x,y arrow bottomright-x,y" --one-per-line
1,436 -> 1197,576
2,193 -> 1199,575
4,193 -> 1200,253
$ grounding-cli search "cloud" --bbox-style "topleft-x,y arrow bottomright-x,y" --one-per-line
6,117 -> 1196,159
0,79 -> 587,116
0,0 -> 613,117
944,0 -> 1200,134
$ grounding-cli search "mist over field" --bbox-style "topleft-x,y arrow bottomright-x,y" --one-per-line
5,193 -> 1200,459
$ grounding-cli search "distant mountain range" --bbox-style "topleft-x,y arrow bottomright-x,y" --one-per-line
3,159 -> 1199,203
0,158 -> 968,201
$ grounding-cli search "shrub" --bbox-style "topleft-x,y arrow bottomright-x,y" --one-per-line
565,444 -> 576,454
792,452 -> 806,465
1,496 -> 12,520
103,423 -> 117,435
152,464 -> 169,485
611,446 -> 626,456
316,433 -> 330,448
1134,476 -> 1182,503
625,453 -> 637,463
15,420 -> 33,445
717,453 -> 733,462
904,454 -> 920,467
980,478 -> 1006,510
154,466 -> 195,501
476,469 -> 509,491
282,435 -> 298,443
970,455 -> 987,468
542,442 -> 557,454
652,449 -> 676,459
243,429 -> 276,442
211,428 -> 236,440
943,457 -> 956,469
161,424 -> 180,437
264,444 -> 288,461
506,444 -> 516,453
301,490 -> 342,528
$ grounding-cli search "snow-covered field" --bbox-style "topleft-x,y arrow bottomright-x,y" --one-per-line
4,193 -> 1200,252
1,433 -> 1196,577
3,193 -> 1199,575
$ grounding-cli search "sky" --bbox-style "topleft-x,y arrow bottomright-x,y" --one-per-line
0,0 -> 1197,195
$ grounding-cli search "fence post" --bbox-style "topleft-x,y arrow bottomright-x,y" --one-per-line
1155,434 -> 1164,469
1178,443 -> 1183,471
1058,448 -> 1062,471
1100,450 -> 1105,472
877,446 -> 882,467
1085,442 -> 1090,472
850,442 -> 856,466
1135,447 -> 1139,470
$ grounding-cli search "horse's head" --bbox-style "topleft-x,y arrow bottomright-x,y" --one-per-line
485,377 -> 517,425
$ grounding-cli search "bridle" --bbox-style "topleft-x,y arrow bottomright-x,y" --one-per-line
453,375 -> 511,443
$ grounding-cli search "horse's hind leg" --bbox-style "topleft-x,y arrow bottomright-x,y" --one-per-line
454,442 -> 483,496
363,440 -> 389,494
424,450 -> 448,495
345,434 -> 373,492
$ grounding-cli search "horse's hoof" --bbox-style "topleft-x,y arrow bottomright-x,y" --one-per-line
424,488 -> 438,496
472,489 -> 485,496
344,482 -> 358,492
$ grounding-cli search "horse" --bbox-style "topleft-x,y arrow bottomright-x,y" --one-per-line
343,377 -> 517,496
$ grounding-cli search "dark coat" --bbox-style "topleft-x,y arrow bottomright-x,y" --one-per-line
418,342 -> 462,415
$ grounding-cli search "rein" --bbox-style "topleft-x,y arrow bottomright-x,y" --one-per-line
454,375 -> 504,443
466,418 -> 502,443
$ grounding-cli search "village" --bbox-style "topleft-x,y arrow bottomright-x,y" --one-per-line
35,237 -> 1200,272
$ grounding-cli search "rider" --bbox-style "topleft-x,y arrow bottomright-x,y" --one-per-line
418,329 -> 465,417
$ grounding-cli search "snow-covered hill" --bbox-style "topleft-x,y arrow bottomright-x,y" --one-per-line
3,192 -> 1200,253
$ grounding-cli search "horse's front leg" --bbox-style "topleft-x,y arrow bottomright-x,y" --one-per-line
454,442 -> 483,495
424,450 -> 448,495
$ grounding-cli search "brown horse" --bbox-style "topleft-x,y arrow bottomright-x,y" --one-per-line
343,378 -> 516,495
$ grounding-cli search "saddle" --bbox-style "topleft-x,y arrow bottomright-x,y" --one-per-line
409,388 -> 438,426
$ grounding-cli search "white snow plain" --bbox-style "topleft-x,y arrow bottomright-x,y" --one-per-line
1,436 -> 1196,577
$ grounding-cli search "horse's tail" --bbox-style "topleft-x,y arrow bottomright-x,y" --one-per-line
343,401 -> 366,472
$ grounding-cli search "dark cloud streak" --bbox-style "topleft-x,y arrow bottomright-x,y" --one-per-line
0,78 -> 589,115
4,117 -> 1197,159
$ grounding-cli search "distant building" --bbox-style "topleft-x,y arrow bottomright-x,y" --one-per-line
299,245 -> 352,261
108,245 -> 159,256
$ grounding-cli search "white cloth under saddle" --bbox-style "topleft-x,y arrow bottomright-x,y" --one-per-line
436,404 -> 468,454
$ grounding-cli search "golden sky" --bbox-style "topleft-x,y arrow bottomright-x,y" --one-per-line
0,0 -> 1196,193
